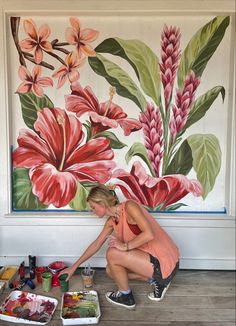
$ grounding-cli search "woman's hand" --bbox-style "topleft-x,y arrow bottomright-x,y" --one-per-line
108,235 -> 127,251
59,265 -> 77,281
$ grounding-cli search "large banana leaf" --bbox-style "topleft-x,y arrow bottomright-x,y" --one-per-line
182,86 -> 225,132
187,134 -> 221,199
13,168 -> 48,210
89,54 -> 147,111
125,142 -> 155,176
95,37 -> 161,105
165,140 -> 193,175
178,16 -> 230,89
18,92 -> 54,129
69,182 -> 90,211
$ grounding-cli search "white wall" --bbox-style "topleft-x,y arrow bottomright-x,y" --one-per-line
0,0 -> 235,270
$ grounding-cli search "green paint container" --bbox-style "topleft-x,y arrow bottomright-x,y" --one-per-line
58,273 -> 69,292
42,272 -> 52,292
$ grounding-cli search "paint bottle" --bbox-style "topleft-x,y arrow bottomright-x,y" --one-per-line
29,255 -> 36,279
9,278 -> 27,290
26,278 -> 35,289
18,261 -> 25,280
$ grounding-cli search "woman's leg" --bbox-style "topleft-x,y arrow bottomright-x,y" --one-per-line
106,247 -> 153,291
106,264 -> 147,281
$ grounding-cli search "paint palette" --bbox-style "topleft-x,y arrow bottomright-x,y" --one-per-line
0,265 -> 18,288
60,291 -> 101,325
0,290 -> 58,325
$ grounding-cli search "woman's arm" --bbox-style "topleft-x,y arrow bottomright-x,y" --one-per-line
108,200 -> 154,251
59,218 -> 114,280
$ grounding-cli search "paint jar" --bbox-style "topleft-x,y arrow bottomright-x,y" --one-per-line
48,261 -> 66,287
42,272 -> 52,292
18,261 -> 25,280
58,274 -> 69,292
81,269 -> 95,288
35,266 -> 47,284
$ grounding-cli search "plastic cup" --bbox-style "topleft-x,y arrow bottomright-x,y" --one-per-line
58,273 -> 69,292
36,266 -> 47,283
81,269 -> 95,288
42,272 -> 52,292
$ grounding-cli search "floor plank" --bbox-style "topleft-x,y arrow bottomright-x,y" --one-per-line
0,269 -> 235,325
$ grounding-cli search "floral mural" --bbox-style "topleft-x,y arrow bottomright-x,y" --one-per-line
10,15 -> 230,212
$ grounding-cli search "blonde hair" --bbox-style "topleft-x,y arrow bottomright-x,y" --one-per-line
87,184 -> 119,207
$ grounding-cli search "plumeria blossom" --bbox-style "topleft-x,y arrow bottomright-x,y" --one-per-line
13,107 -> 115,207
65,82 -> 142,137
19,19 -> 52,64
17,65 -> 53,97
65,17 -> 99,57
113,161 -> 203,210
52,52 -> 86,89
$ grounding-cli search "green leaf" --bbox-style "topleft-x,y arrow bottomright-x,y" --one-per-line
69,182 -> 90,210
18,92 -> 54,129
125,142 -> 155,176
95,37 -> 161,105
178,16 -> 230,89
183,86 -> 225,131
187,134 -> 221,199
92,131 -> 127,149
165,140 -> 193,175
13,168 -> 48,210
88,53 -> 147,111
163,203 -> 188,211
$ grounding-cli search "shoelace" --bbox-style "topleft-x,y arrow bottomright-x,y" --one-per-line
152,281 -> 160,296
110,291 -> 122,298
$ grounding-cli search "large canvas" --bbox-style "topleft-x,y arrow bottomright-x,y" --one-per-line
8,14 -> 231,213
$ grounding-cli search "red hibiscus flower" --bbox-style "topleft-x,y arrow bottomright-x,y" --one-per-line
13,107 -> 115,207
113,161 -> 203,210
65,82 -> 142,137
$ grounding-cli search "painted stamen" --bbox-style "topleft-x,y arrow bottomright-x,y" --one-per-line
103,86 -> 116,117
57,114 -> 66,171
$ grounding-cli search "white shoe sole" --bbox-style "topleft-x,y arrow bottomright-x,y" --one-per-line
148,282 -> 171,301
105,292 -> 136,309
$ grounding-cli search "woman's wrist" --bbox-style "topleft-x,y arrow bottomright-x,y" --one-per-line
124,242 -> 129,251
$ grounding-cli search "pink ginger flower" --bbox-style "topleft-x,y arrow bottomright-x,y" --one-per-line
169,71 -> 200,143
52,51 -> 86,89
17,65 -> 53,97
19,19 -> 52,64
66,17 -> 99,57
139,103 -> 164,177
160,24 -> 181,111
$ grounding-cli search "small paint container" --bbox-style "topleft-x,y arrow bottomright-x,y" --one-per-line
35,266 -> 47,283
26,278 -> 35,289
58,274 -> 69,292
42,272 -> 52,292
81,269 -> 95,288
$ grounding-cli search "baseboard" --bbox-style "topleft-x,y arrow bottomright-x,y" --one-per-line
0,256 -> 235,270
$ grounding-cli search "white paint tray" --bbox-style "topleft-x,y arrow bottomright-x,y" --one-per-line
60,290 -> 101,325
0,290 -> 58,325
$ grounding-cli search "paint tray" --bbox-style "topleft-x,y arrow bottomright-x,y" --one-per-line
0,290 -> 58,325
60,291 -> 101,325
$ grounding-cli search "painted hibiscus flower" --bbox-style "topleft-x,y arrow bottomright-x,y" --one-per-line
13,107 -> 115,207
17,65 -> 53,97
52,52 -> 86,89
65,17 -> 99,57
19,19 -> 52,64
65,82 -> 142,137
113,161 -> 203,210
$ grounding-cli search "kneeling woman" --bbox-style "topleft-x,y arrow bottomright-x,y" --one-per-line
60,184 -> 179,309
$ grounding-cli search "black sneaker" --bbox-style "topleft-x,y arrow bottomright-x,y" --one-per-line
105,290 -> 136,309
148,280 -> 171,301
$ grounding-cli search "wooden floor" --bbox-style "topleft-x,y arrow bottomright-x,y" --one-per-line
0,269 -> 235,326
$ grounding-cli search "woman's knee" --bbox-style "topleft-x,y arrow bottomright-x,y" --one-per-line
106,247 -> 121,263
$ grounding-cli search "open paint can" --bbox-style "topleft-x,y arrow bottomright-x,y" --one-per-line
48,261 -> 66,287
